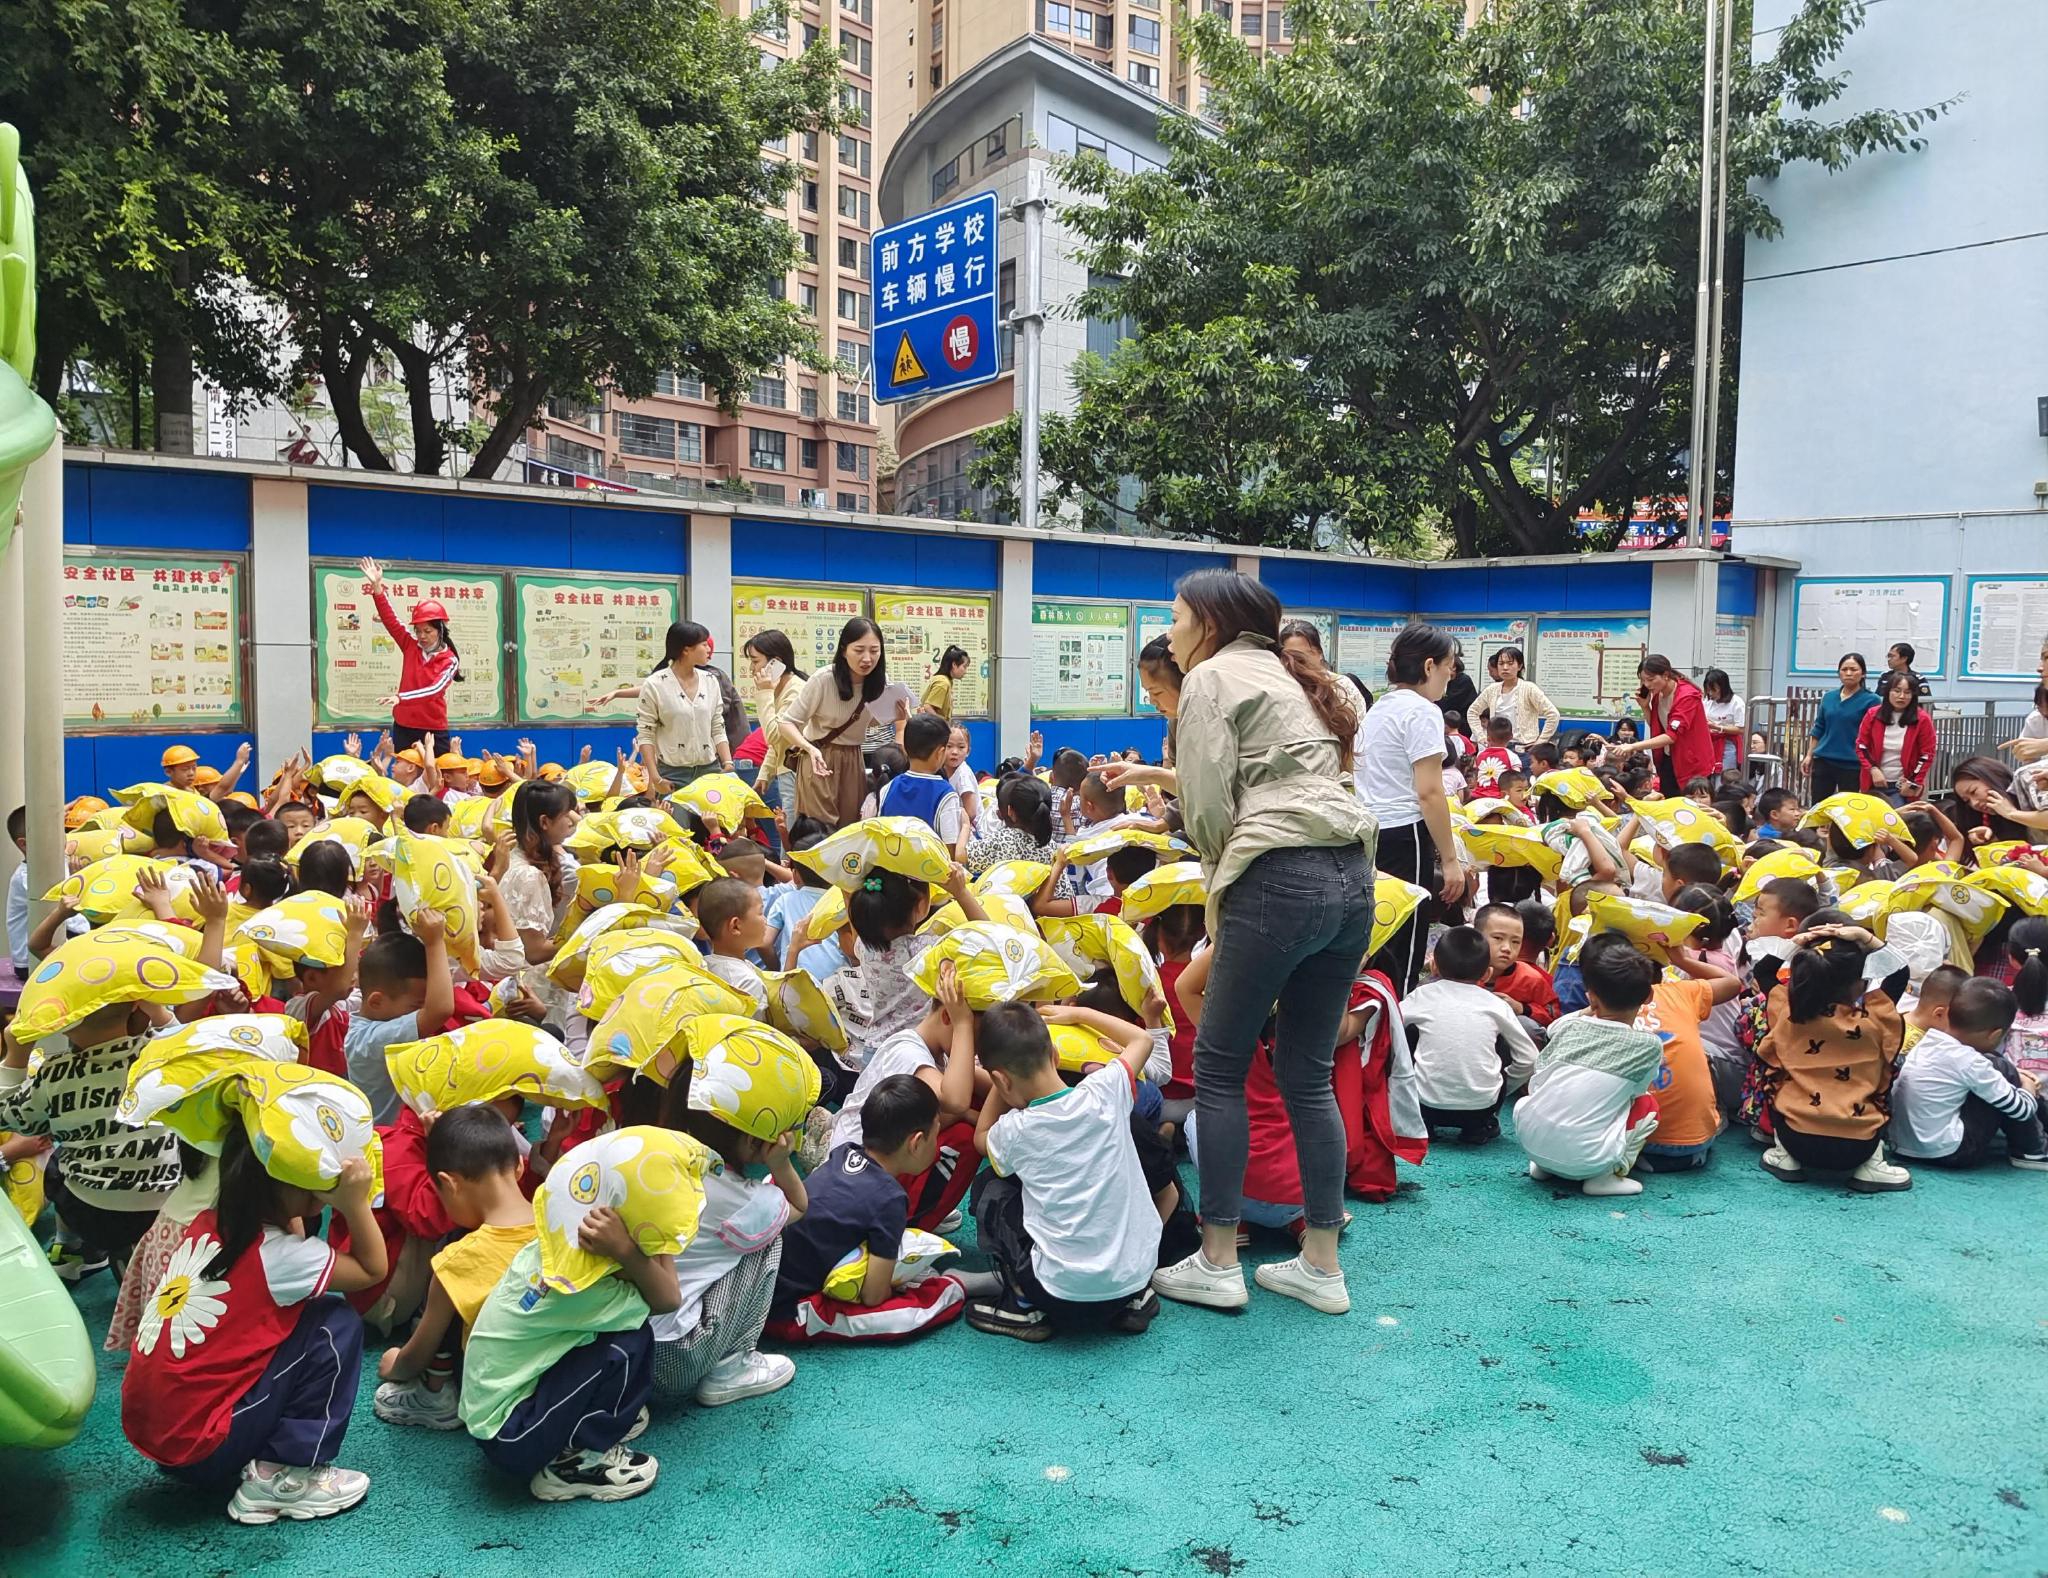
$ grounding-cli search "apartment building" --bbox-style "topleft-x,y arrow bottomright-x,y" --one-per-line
524,0 -> 880,509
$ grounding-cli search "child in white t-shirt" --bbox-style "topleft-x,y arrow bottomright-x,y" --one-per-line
966,1002 -> 1166,1341
1404,925 -> 1537,1145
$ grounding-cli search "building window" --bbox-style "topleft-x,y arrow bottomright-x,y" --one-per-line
800,386 -> 818,417
1127,61 -> 1159,90
1208,0 -> 1231,17
617,411 -> 677,460
839,235 -> 866,277
836,338 -> 871,376
654,369 -> 704,399
998,260 -> 1016,370
801,438 -> 820,470
749,428 -> 787,471
802,180 -> 818,212
1267,5 -> 1281,38
1241,9 -> 1261,33
754,482 -> 786,503
677,423 -> 704,463
836,390 -> 871,423
932,158 -> 959,201
838,28 -> 871,74
837,287 -> 869,328
801,230 -> 819,261
1128,15 -> 1159,53
1043,1 -> 1070,33
1280,6 -> 1293,36
749,372 -> 787,408
985,125 -> 1009,163
1086,270 -> 1137,360
1071,9 -> 1096,43
839,84 -> 872,124
799,282 -> 818,313
832,441 -> 872,480
802,129 -> 819,160
837,491 -> 865,513
838,0 -> 869,18
838,133 -> 870,177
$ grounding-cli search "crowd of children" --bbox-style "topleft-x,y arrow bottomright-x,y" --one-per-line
8,623 -> 2048,1526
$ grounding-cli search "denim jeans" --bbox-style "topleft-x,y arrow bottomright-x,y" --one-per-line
1190,842 -> 1373,1231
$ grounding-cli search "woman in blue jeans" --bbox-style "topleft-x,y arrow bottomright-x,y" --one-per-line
1146,570 -> 1377,1319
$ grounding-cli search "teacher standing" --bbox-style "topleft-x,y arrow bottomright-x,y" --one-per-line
780,616 -> 898,829
1801,651 -> 1879,802
636,620 -> 735,791
1149,570 -> 1375,1321
358,557 -> 461,751
1464,646 -> 1559,747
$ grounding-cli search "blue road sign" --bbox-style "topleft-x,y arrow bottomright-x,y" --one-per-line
871,191 -> 1000,404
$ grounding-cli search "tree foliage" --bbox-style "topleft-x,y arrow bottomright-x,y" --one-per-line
13,0 -> 843,474
982,0 -> 1945,553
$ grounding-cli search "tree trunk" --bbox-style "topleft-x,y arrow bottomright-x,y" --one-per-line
321,317 -> 394,472
387,338 -> 449,476
1450,493 -> 1479,558
151,337 -> 196,455
465,371 -> 545,480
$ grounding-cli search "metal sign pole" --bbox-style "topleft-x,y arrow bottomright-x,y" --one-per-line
1014,162 -> 1047,532
1684,0 -> 1721,551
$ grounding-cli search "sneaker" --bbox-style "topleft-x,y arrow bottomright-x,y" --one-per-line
797,1106 -> 836,1173
1849,1144 -> 1912,1194
373,1377 -> 461,1431
1253,1254 -> 1351,1316
47,1243 -> 108,1284
693,1350 -> 796,1406
226,1461 -> 370,1525
2010,1154 -> 2048,1172
934,1208 -> 965,1235
529,1444 -> 659,1503
1527,1160 -> 1555,1182
1111,1288 -> 1161,1334
1581,1172 -> 1644,1197
966,1297 -> 1053,1343
1759,1141 -> 1804,1182
620,1406 -> 651,1442
1151,1250 -> 1249,1311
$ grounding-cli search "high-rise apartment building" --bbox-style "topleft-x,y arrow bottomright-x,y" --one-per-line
524,0 -> 880,509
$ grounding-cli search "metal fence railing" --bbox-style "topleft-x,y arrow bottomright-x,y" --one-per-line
1743,691 -> 2035,797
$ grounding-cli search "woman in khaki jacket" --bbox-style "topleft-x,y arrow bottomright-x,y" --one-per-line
1147,570 -> 1377,1321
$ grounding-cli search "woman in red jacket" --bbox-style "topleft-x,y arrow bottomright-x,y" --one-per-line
359,558 -> 462,750
1856,669 -> 1936,803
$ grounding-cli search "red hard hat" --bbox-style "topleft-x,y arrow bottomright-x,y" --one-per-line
410,599 -> 449,624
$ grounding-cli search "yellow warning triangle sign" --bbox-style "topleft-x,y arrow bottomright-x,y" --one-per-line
891,332 -> 926,388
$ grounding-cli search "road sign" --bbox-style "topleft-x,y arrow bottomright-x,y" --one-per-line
872,191 -> 1000,405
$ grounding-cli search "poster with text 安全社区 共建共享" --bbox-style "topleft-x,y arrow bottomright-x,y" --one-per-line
62,553 -> 245,729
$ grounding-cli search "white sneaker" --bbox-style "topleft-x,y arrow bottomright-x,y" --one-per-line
373,1377 -> 461,1431
1581,1172 -> 1644,1197
529,1444 -> 659,1503
1849,1143 -> 1912,1193
2010,1154 -> 2048,1172
226,1460 -> 370,1524
1760,1141 -> 1804,1182
1527,1160 -> 1555,1181
934,1208 -> 965,1234
1252,1254 -> 1351,1315
694,1350 -> 795,1407
1151,1250 -> 1249,1311
620,1405 -> 651,1443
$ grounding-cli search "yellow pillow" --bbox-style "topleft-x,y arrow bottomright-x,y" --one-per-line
307,754 -> 375,793
534,1127 -> 713,1294
16,930 -> 235,1040
973,860 -> 1055,901
1973,840 -> 2032,869
118,1015 -> 308,1129
110,780 -> 173,807
668,772 -> 772,830
1731,846 -> 1824,903
564,760 -> 623,803
337,773 -> 407,815
122,786 -> 229,845
1454,820 -> 1565,881
1800,792 -> 1914,851
793,816 -> 955,892
922,890 -> 1037,939
385,1020 -> 610,1117
1373,875 -> 1433,957
757,968 -> 850,1052
821,1228 -> 956,1302
1584,893 -> 1706,964
565,806 -> 689,857
46,854 -> 167,921
1626,797 -> 1744,866
1117,860 -> 1207,923
287,817 -> 378,879
123,1052 -> 384,1197
1048,1020 -> 1124,1074
1883,867 -> 2006,947
908,921 -> 1082,1009
1531,768 -> 1610,811
235,891 -> 353,971
803,885 -> 849,946
575,925 -> 709,1018
1837,879 -> 1895,925
1964,864 -> 2048,916
66,825 -> 156,863
1040,913 -> 1169,1026
586,961 -> 758,1083
546,902 -> 667,989
1061,827 -> 1190,866
682,1015 -> 823,1138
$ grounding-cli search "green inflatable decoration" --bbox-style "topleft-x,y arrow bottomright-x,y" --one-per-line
0,121 -> 91,1451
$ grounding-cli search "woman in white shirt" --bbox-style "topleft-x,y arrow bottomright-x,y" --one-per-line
1464,646 -> 1560,748
1700,667 -> 1746,776
636,621 -> 734,791
2003,636 -> 2048,765
1359,623 -> 1470,993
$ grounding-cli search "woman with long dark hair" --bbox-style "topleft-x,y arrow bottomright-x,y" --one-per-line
1099,635 -> 1186,796
1700,667 -> 1746,775
778,616 -> 900,828
1358,622 -> 1469,993
918,645 -> 971,722
635,621 -> 734,791
743,628 -> 807,839
358,557 -> 462,751
1280,619 -> 1372,787
1856,669 -> 1936,803
1147,570 -> 1374,1320
1944,756 -> 2048,844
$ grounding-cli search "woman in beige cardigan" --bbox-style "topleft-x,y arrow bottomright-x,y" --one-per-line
1464,646 -> 1560,747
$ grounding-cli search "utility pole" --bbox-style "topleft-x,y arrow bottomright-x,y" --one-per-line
1012,162 -> 1046,530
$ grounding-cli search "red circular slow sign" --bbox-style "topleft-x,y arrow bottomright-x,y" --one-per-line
942,315 -> 978,371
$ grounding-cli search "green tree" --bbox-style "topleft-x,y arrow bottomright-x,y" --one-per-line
991,0 -> 1943,553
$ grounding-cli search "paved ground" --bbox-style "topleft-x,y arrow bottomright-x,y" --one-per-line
8,1126 -> 2048,1577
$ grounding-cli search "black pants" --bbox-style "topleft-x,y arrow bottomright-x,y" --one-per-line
1909,1054 -> 2047,1168
391,723 -> 433,752
47,1166 -> 159,1261
1420,1102 -> 1502,1144
1809,756 -> 1860,802
1771,1111 -> 1879,1170
1374,821 -> 1435,995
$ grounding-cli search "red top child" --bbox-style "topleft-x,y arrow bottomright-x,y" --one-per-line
360,556 -> 461,742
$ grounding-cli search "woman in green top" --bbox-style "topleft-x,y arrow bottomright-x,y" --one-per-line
1803,652 -> 1880,802
917,646 -> 970,721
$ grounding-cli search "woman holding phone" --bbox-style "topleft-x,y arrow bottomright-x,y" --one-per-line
743,629 -> 807,832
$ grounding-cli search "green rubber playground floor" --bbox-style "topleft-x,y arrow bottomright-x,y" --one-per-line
8,1132 -> 2048,1578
